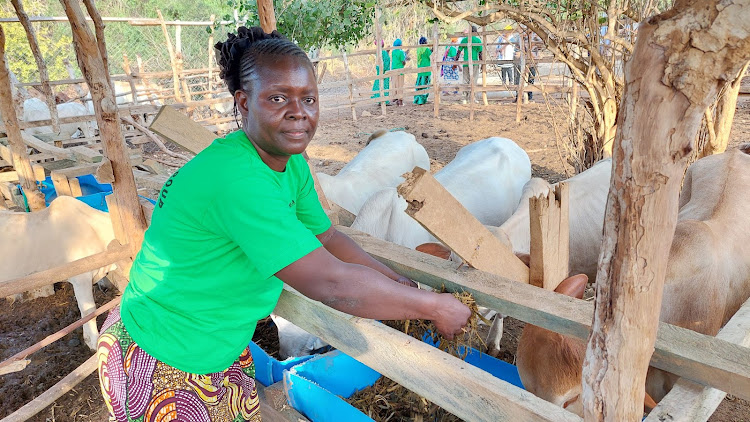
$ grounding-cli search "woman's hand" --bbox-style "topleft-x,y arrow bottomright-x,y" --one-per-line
431,293 -> 472,340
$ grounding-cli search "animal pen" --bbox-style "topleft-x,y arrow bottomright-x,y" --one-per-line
1,1 -> 750,422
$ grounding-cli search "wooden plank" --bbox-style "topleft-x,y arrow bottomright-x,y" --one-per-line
21,132 -> 72,160
645,297 -> 750,422
0,355 -> 97,422
0,171 -> 19,183
149,105 -> 216,154
32,164 -> 45,181
69,176 -> 83,196
337,226 -> 750,401
133,169 -> 168,191
0,243 -> 132,298
529,183 -> 570,290
257,382 -> 309,422
397,167 -> 529,282
274,287 -> 582,422
70,145 -> 103,163
51,171 -> 73,196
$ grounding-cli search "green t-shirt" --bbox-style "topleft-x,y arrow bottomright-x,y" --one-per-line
121,130 -> 331,374
417,46 -> 432,68
391,49 -> 406,70
458,36 -> 483,67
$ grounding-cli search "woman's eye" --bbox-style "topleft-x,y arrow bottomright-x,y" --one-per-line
303,97 -> 316,105
270,96 -> 285,103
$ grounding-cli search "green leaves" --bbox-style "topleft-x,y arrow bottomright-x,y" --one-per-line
217,0 -> 375,50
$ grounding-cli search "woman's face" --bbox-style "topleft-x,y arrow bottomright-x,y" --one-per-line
235,55 -> 319,170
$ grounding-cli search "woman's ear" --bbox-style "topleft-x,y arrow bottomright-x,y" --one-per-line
234,90 -> 250,118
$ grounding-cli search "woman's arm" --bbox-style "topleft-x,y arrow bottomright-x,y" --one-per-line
276,245 -> 471,339
317,226 -> 415,286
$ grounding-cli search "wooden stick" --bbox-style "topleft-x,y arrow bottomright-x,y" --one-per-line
122,115 -> 191,162
11,0 -> 60,133
207,15 -> 215,93
529,183 -> 570,290
157,9 -> 182,102
340,49 -> 357,121
0,354 -> 98,422
0,26 -> 45,211
374,8 -> 386,116
515,33 -> 527,123
468,31 -> 475,121
274,287 -> 581,422
481,26 -> 489,106
82,0 -> 110,86
0,297 -> 121,375
432,23 -> 440,118
397,167 -> 529,282
0,243 -> 132,298
257,0 -> 277,33
122,53 -> 139,105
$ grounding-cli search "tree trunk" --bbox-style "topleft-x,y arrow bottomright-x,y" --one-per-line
0,26 -> 46,211
257,0 -> 277,33
582,2 -> 750,421
706,61 -> 749,156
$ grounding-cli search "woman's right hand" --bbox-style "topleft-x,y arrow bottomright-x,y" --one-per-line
431,293 -> 472,340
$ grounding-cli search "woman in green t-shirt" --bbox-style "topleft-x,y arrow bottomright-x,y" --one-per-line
371,39 -> 391,104
391,38 -> 407,106
96,27 -> 471,422
414,36 -> 432,105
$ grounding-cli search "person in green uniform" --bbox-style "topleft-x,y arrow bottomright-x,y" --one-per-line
391,38 -> 407,106
95,26 -> 471,422
457,26 -> 483,103
371,39 -> 390,104
414,36 -> 432,105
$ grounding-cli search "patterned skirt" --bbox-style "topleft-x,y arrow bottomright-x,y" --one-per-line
97,308 -> 261,422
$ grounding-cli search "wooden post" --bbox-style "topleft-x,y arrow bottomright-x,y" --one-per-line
515,33 -> 527,123
157,9 -> 182,102
374,8 -> 386,116
122,53 -> 139,105
432,22 -> 440,118
0,26 -> 45,211
207,15 -> 215,93
257,0 -> 277,33
581,3 -> 750,421
341,49 -> 357,121
468,29 -> 475,121
82,0 -> 110,84
481,26 -> 488,106
175,23 -> 192,102
61,0 -> 148,255
528,183 -> 569,290
11,0 -> 59,133
397,167 -> 529,283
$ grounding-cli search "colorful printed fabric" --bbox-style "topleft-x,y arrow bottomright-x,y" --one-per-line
97,308 -> 261,422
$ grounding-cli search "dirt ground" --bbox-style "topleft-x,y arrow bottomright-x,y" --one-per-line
2,98 -> 749,421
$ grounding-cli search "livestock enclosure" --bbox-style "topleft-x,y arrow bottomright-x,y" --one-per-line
2,1 -> 750,422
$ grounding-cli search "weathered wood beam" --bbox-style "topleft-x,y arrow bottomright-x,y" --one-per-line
256,0 -> 277,33
274,287 -> 582,422
529,182 -> 570,290
337,226 -> 750,401
0,242 -> 131,297
149,105 -> 215,154
61,0 -> 148,255
582,3 -> 750,420
397,167 -> 529,282
0,26 -> 45,211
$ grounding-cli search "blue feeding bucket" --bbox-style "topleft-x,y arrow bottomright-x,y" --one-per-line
21,174 -> 155,212
248,341 -> 316,387
283,334 -> 525,421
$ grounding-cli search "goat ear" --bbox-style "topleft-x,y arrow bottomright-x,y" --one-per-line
416,243 -> 452,260
515,252 -> 531,267
554,274 -> 588,299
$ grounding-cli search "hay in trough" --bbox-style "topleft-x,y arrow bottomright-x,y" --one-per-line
383,287 -> 488,358
348,376 -> 462,422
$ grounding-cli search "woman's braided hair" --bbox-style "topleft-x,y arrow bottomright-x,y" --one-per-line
214,26 -> 311,95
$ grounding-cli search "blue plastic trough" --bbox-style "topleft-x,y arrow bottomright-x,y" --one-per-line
283,344 -> 525,422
